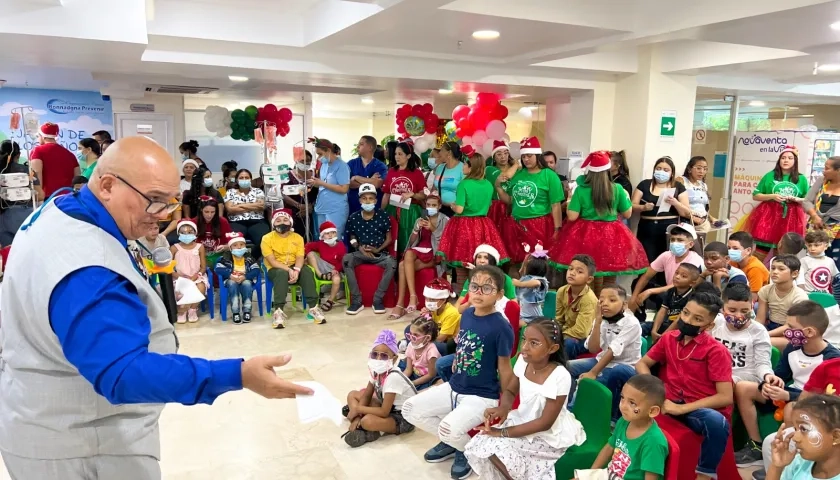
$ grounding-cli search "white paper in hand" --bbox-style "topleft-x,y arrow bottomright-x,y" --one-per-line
174,277 -> 206,305
656,187 -> 676,214
295,381 -> 343,426
389,194 -> 411,210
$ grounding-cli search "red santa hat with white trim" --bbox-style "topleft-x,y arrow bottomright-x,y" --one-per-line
271,208 -> 293,225
491,140 -> 509,157
519,136 -> 542,155
227,231 -> 246,248
581,151 -> 612,173
781,145 -> 799,156
39,122 -> 59,139
319,221 -> 337,239
177,219 -> 197,233
473,244 -> 500,264
461,144 -> 476,157
423,277 -> 456,300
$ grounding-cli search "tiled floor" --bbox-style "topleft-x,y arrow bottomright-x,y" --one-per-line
0,304 -> 759,479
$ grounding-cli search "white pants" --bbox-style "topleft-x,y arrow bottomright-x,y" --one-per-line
762,428 -> 795,472
1,451 -> 160,480
402,382 -> 498,451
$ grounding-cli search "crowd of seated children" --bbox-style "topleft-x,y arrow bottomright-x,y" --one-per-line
580,374 -> 669,480
343,329 -> 416,448
733,300 -> 840,468
214,232 -> 259,324
729,231 -> 770,301
304,221 -> 347,312
636,290 -> 732,480
702,241 -> 748,291
512,245 -> 550,324
556,254 -> 599,360
402,265 -> 515,480
456,245 -> 516,313
797,230 -> 838,294
629,223 -> 703,317
644,263 -> 700,341
464,317 -> 585,480
758,254 -> 809,348
568,284 -> 642,420
402,315 -> 440,391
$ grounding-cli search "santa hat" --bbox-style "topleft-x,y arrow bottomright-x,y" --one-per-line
271,208 -> 293,225
519,136 -> 542,155
473,244 -> 500,264
781,145 -> 799,157
39,122 -> 59,139
227,232 -> 246,248
319,221 -> 337,238
461,144 -> 476,157
423,277 -> 456,300
491,140 -> 509,157
522,242 -> 548,258
182,159 -> 199,171
177,219 -> 197,233
581,151 -> 611,173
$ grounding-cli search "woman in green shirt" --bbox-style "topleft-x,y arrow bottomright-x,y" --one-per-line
79,138 -> 101,179
741,145 -> 809,258
549,151 -> 648,280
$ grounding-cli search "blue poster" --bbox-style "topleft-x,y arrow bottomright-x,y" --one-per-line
0,88 -> 113,160
713,151 -> 727,178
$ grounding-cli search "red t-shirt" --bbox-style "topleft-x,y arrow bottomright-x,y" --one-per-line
304,240 -> 347,272
192,216 -> 232,252
804,358 -> 840,396
383,167 -> 426,205
646,330 -> 734,416
30,143 -> 78,198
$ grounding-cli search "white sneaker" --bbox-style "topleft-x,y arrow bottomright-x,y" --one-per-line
308,306 -> 326,325
398,339 -> 408,355
177,312 -> 187,324
272,308 -> 287,329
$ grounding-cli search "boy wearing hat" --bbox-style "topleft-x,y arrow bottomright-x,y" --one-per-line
30,122 -> 79,199
215,232 -> 260,324
343,184 -> 397,315
262,208 -> 322,327
305,221 -> 348,312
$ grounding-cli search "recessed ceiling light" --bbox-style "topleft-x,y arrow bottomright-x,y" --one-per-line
801,114 -> 815,118
438,89 -> 453,94
818,64 -> 840,72
831,21 -> 840,30
361,97 -> 374,104
786,106 -> 800,110
748,100 -> 765,107
228,75 -> 249,82
472,30 -> 500,40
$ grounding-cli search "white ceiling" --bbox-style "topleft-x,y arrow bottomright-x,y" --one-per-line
3,0 -> 840,113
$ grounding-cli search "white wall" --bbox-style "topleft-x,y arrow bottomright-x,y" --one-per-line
111,93 -> 186,159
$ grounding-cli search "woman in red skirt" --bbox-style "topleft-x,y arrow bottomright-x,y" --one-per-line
548,151 -> 647,286
494,136 -> 564,265
485,140 -> 519,247
740,145 -> 809,259
436,147 -> 509,289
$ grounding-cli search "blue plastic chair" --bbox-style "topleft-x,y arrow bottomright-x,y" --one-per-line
218,267 -> 265,321
262,264 -> 306,315
199,267 -> 215,320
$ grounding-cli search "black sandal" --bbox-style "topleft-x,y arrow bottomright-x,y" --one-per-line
322,299 -> 335,312
320,272 -> 333,281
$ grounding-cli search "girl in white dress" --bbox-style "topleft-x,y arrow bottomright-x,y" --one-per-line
465,317 -> 585,480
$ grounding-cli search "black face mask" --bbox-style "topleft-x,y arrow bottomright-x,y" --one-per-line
275,224 -> 291,234
603,312 -> 624,324
676,319 -> 702,339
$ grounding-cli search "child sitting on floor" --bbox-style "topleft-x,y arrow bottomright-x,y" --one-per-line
402,315 -> 440,390
465,317 -> 585,480
645,263 -> 700,342
636,291 -> 732,480
403,265 -> 515,480
402,277 -> 460,356
171,219 -> 208,324
343,329 -> 416,448
456,244 -> 516,313
556,254 -> 599,360
568,285 -> 642,420
759,254 -> 809,348
579,374 -> 669,480
798,229 -> 838,294
766,395 -> 840,480
214,232 -> 259,324
304,221 -> 347,312
512,244 -> 550,324
702,241 -> 748,291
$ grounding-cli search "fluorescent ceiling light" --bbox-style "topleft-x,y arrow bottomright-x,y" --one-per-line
801,114 -> 815,118
228,75 -> 249,82
786,106 -> 799,110
472,30 -> 500,40
748,101 -> 765,107
818,64 -> 840,72
361,97 -> 374,104
438,89 -> 453,94
831,21 -> 840,30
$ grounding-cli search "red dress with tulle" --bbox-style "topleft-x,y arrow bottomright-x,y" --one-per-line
436,178 -> 509,266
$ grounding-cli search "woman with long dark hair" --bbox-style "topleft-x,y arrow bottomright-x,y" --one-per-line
609,150 -> 632,197
224,168 -> 270,249
677,155 -> 716,232
193,197 -> 232,264
0,140 -> 32,246
631,156 -> 692,263
182,167 -> 224,219
740,145 -> 808,259
381,141 -> 427,253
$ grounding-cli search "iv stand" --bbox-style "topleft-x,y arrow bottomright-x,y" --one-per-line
8,105 -> 37,210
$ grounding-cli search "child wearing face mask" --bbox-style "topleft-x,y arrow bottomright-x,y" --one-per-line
736,301 -> 840,469
729,231 -> 770,302
214,233 -> 259,325
402,315 -> 441,390
512,245 -> 550,324
304,221 -> 347,312
343,329 -> 417,448
797,230 -> 838,294
171,220 -> 208,324
767,395 -> 840,480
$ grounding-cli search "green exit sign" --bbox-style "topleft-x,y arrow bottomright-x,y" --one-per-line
660,110 -> 677,140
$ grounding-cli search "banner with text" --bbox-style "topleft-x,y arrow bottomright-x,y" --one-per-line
730,131 -> 813,226
0,88 -> 113,160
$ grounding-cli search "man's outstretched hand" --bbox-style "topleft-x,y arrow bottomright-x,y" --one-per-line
242,355 -> 314,399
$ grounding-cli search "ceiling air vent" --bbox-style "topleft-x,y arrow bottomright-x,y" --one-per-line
145,85 -> 219,95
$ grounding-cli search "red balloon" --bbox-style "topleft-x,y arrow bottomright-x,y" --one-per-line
278,122 -> 290,137
397,124 -> 407,134
422,103 -> 433,115
495,104 -> 508,120
426,113 -> 439,126
468,108 -> 489,130
452,105 -> 469,121
455,127 -> 465,138
264,104 -> 278,114
476,92 -> 499,106
398,104 -> 412,117
425,123 -> 436,134
411,104 -> 423,116
458,118 -> 472,135
279,107 -> 293,123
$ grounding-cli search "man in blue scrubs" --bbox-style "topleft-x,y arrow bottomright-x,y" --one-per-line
0,137 -> 311,479
346,135 -> 388,214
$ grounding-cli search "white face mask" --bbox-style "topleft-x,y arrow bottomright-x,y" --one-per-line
368,358 -> 391,375
411,336 -> 429,349
324,237 -> 338,246
425,300 -> 441,311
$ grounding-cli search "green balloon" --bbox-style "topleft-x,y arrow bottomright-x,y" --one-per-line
421,150 -> 431,169
245,105 -> 258,120
230,131 -> 242,140
231,109 -> 246,121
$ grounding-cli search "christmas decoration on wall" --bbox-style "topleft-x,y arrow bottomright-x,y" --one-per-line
396,103 -> 439,154
203,103 -> 294,142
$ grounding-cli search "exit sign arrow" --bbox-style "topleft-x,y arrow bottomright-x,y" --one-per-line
660,110 -> 677,139
663,121 -> 673,132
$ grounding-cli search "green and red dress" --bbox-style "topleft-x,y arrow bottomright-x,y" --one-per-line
436,177 -> 509,266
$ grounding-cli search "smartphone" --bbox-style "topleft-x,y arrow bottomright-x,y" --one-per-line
421,209 -> 430,221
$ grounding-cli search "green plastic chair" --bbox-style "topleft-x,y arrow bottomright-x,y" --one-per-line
808,291 -> 837,308
543,290 -> 557,319
640,336 -> 649,356
771,346 -> 781,369
306,265 -> 350,306
554,379 -> 613,480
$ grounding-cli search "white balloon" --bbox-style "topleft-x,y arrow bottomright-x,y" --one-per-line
482,139 -> 495,157
461,136 -> 472,148
509,141 -> 521,159
472,129 -> 488,147
486,120 -> 506,140
503,133 -> 510,143
415,137 -> 430,153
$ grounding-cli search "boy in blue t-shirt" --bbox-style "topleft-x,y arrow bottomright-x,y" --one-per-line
403,265 -> 514,480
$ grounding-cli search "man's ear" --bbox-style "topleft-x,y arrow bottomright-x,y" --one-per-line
98,175 -> 115,201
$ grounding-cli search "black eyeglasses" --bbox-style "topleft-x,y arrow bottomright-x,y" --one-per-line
110,174 -> 181,215
468,282 -> 498,295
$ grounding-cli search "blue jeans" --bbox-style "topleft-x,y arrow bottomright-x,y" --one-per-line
436,354 -> 455,383
564,337 -> 589,360
673,407 -> 730,477
226,279 -> 253,313
567,358 -> 636,420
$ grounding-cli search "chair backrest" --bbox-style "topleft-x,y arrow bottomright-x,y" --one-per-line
771,346 -> 781,368
504,300 -> 521,357
571,378 -> 612,447
543,290 -> 557,318
640,336 -> 649,356
662,428 -> 681,480
388,214 -> 398,258
808,291 -> 837,308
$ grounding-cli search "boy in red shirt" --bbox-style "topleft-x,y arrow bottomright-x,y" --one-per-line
636,291 -> 733,480
29,123 -> 79,199
305,221 -> 347,312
